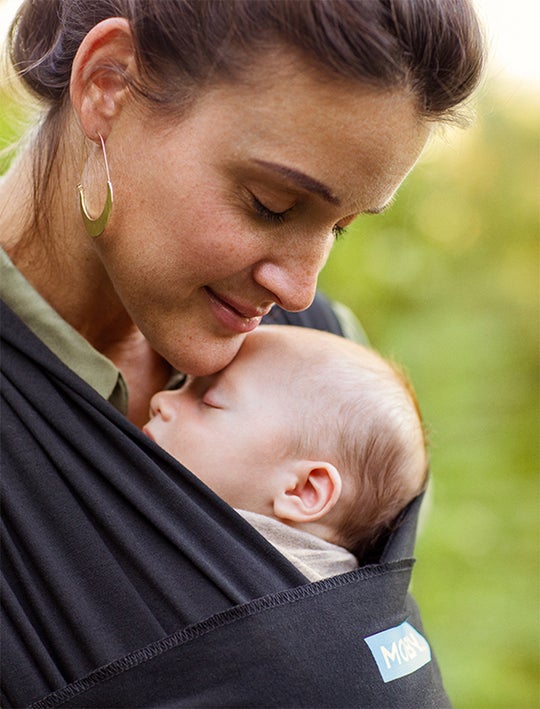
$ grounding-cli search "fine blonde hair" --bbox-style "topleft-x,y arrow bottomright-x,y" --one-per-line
288,335 -> 428,561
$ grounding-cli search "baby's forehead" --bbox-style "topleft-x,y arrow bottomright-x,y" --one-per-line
240,329 -> 360,397
243,327 -> 324,370
248,325 -> 334,351
247,325 -> 375,367
242,328 -> 404,410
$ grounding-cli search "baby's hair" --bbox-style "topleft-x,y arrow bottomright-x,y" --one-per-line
288,337 -> 428,561
336,357 -> 428,560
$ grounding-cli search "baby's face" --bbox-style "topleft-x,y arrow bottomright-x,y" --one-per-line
143,328 -> 299,513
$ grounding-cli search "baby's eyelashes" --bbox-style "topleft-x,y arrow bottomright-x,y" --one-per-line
201,387 -> 225,409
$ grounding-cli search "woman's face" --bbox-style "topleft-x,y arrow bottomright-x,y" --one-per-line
98,50 -> 429,376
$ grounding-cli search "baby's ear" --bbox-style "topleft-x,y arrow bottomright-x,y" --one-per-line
273,461 -> 342,524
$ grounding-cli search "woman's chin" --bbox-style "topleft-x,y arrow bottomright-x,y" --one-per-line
168,332 -> 247,377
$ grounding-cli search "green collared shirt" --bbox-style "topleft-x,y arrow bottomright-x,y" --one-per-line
0,247 -> 128,413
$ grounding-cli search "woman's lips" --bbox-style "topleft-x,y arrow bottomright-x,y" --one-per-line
204,287 -> 268,334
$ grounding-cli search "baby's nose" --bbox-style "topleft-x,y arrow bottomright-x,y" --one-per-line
148,389 -> 179,421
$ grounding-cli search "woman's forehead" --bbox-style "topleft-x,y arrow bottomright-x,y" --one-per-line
185,54 -> 428,213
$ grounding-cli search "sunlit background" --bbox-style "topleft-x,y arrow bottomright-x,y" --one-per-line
318,3 -> 539,707
1,1 -> 539,707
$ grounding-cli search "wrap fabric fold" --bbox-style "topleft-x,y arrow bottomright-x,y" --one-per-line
1,300 -> 450,707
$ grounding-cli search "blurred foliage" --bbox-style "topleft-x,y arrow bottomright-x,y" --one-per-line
1,73 -> 538,707
320,83 -> 540,708
0,83 -> 38,172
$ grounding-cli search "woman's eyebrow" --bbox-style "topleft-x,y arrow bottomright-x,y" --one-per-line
253,159 -> 341,206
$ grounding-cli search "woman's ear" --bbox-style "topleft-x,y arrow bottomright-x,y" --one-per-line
273,461 -> 342,524
70,18 -> 137,141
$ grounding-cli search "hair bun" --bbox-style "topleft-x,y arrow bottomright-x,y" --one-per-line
9,0 -> 71,102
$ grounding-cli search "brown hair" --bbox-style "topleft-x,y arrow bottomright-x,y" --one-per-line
336,360 -> 429,561
8,0 -> 484,119
5,0 -> 484,246
291,341 -> 428,562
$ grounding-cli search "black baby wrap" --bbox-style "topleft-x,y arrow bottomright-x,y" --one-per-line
1,298 -> 450,707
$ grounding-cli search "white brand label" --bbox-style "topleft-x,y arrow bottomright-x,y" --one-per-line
364,621 -> 432,682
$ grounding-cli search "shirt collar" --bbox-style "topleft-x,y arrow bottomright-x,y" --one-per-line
0,247 -> 127,412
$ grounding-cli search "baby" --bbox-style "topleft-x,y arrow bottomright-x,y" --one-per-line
143,325 -> 428,580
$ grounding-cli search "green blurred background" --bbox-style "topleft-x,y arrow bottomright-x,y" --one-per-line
1,0 -> 538,706
319,83 -> 539,707
322,6 -> 540,705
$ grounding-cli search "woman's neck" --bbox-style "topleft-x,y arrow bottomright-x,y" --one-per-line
1,140 -> 128,339
0,142 -> 173,427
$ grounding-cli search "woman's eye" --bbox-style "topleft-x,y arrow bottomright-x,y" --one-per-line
250,191 -> 348,239
332,224 -> 347,239
251,195 -> 288,224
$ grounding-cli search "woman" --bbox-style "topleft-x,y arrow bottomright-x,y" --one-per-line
1,1 -> 484,706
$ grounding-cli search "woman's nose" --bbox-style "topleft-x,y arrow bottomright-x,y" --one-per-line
254,235 -> 333,312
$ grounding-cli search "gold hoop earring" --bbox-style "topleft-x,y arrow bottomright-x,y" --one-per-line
78,134 -> 114,238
